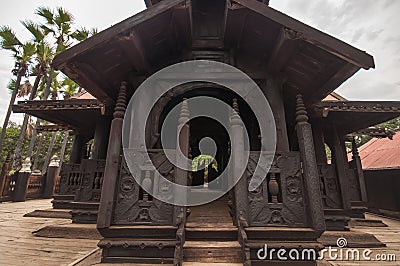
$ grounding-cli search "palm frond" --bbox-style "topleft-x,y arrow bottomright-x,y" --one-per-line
7,79 -> 16,94
0,26 -> 22,52
39,24 -> 54,36
72,27 -> 97,41
21,42 -> 36,62
56,7 -> 74,24
21,20 -> 45,43
35,7 -> 54,25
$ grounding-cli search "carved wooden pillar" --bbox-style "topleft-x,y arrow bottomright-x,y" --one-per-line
312,119 -> 328,165
295,94 -> 325,232
92,116 -> 112,160
351,137 -> 368,203
98,82 -> 127,229
330,127 -> 352,212
261,79 -> 289,152
174,99 -> 189,225
231,99 -> 249,223
70,134 -> 86,164
172,99 -> 189,266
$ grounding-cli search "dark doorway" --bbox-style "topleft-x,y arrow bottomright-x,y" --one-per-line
190,116 -> 230,190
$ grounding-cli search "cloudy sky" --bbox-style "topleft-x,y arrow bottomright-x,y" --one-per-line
0,0 -> 399,124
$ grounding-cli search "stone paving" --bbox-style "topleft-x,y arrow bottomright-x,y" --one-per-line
0,199 -> 399,265
0,199 -> 98,266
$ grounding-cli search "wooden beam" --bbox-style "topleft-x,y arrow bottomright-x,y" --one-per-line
118,30 -> 152,74
267,27 -> 300,74
63,65 -> 114,104
232,0 -> 375,69
145,0 -> 153,8
308,63 -> 359,103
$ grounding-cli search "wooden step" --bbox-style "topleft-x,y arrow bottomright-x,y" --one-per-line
186,225 -> 237,241
183,241 -> 242,263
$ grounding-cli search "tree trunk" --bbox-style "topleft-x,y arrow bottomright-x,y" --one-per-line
28,69 -> 54,165
44,68 -> 54,99
59,131 -> 69,170
12,73 -> 42,169
0,73 -> 23,155
27,118 -> 41,158
42,132 -> 57,174
33,132 -> 45,170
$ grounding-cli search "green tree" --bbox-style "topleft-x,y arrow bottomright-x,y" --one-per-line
12,21 -> 54,169
0,26 -> 35,154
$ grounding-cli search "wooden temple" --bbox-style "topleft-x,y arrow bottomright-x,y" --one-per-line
12,0 -> 400,265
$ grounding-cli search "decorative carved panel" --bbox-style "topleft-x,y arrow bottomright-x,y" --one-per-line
113,150 -> 175,225
247,151 -> 307,227
58,163 -> 81,195
318,164 -> 342,208
74,159 -> 106,202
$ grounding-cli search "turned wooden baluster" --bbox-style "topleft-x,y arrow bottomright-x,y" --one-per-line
295,94 -> 325,232
268,173 -> 280,203
98,81 -> 127,228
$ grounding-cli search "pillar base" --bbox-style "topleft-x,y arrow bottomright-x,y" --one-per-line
98,225 -> 178,263
324,209 -> 350,231
52,194 -> 75,209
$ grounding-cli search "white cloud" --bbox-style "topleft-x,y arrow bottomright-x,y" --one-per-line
271,0 -> 400,101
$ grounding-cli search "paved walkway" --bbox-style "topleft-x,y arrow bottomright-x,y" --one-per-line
0,199 -> 399,265
0,199 -> 98,266
328,213 -> 400,266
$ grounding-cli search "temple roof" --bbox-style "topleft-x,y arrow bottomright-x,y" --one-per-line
313,101 -> 400,135
52,0 -> 374,105
12,99 -> 111,135
357,131 -> 400,169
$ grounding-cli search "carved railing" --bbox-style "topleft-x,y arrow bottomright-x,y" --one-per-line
246,151 -> 308,227
1,173 -> 17,200
74,159 -> 106,202
318,164 -> 342,209
26,172 -> 45,199
113,151 -> 175,225
57,163 -> 81,195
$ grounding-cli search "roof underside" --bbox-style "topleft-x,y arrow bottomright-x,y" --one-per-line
12,99 -> 109,135
52,0 -> 374,106
313,101 -> 400,135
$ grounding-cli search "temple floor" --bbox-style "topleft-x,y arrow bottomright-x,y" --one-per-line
0,199 -> 399,266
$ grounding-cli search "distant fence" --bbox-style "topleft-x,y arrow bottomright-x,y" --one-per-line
364,168 -> 400,212
0,162 -> 59,202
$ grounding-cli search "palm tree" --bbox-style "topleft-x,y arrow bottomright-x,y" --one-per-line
0,26 -> 35,156
36,6 -> 75,99
32,8 -> 97,171
192,154 -> 218,187
60,76 -> 79,99
12,21 -> 54,169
